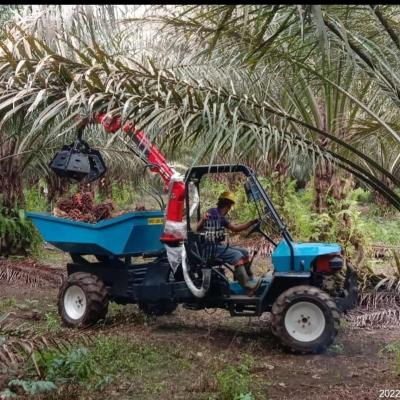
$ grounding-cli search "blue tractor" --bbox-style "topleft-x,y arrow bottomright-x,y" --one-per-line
28,163 -> 357,354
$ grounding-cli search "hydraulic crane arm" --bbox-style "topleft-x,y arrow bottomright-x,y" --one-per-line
93,113 -> 186,243
94,113 -> 174,187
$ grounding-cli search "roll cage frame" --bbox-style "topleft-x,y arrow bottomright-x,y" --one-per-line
184,164 -> 296,270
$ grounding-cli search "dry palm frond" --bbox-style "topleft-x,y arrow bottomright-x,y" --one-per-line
0,260 -> 65,288
0,334 -> 94,375
0,313 -> 94,375
0,312 -> 36,339
359,290 -> 400,310
370,245 -> 400,259
348,308 -> 400,328
348,288 -> 400,328
229,236 -> 274,256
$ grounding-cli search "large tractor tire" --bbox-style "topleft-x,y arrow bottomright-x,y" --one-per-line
271,285 -> 340,354
58,272 -> 109,327
138,302 -> 178,316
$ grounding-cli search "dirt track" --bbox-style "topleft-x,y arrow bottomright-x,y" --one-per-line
0,258 -> 399,399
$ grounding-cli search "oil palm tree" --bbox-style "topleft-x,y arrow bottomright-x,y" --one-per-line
0,4 -> 399,211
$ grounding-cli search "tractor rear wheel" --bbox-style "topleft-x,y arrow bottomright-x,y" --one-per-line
138,302 -> 178,316
271,285 -> 340,353
58,272 -> 109,327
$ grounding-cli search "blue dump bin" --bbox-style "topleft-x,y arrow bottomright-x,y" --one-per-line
26,211 -> 165,256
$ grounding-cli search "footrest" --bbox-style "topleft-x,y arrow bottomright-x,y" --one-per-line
226,295 -> 262,316
226,295 -> 260,304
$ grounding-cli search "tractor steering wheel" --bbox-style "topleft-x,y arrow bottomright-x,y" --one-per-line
246,219 -> 262,237
246,217 -> 277,247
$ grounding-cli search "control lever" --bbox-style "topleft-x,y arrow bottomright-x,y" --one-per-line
245,248 -> 259,280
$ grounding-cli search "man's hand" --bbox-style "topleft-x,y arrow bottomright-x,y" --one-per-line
227,218 -> 259,233
197,212 -> 211,231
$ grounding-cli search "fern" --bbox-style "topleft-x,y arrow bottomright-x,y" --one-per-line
0,207 -> 43,257
8,379 -> 57,395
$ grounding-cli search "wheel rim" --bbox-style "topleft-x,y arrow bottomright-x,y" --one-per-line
284,301 -> 326,342
64,285 -> 87,320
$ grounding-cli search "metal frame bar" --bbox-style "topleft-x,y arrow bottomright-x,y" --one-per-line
184,163 -> 295,270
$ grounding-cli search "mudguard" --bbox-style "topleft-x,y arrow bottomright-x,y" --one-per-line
333,263 -> 358,312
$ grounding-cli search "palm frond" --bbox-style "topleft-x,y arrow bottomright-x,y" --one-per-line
0,313 -> 93,376
1,5 -> 400,210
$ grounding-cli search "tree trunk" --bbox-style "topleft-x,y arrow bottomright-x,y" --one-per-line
0,137 -> 24,211
372,175 -> 395,213
0,135 -> 28,256
45,174 -> 70,206
314,160 -> 333,213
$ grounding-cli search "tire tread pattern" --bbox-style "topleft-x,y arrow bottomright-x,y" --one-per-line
271,285 -> 340,354
58,272 -> 109,327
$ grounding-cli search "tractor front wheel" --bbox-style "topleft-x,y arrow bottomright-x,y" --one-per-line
271,285 -> 340,353
58,272 -> 109,327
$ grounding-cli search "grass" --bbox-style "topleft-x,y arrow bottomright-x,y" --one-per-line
214,355 -> 256,400
42,310 -> 62,334
379,341 -> 400,376
361,214 -> 400,247
0,297 -> 16,312
32,333 -> 192,398
1,303 -> 270,400
328,343 -> 344,354
37,246 -> 71,265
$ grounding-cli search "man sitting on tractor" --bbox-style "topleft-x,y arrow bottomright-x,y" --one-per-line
197,191 -> 261,296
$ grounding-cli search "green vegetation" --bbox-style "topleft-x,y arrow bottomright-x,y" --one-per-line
30,334 -> 190,396
380,341 -> 400,376
0,297 -> 16,312
0,206 -> 43,257
42,311 -> 62,334
24,185 -> 50,212
361,216 -> 400,246
7,379 -> 57,397
214,355 -> 256,400
201,176 -> 400,260
1,5 -> 400,400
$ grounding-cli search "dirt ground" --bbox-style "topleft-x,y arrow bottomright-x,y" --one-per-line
0,255 -> 399,400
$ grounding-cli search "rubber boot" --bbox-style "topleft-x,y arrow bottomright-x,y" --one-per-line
235,265 -> 261,297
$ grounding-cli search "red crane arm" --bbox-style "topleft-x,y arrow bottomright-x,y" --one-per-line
93,113 -> 185,243
94,113 -> 174,187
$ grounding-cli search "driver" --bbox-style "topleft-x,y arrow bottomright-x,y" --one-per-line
197,191 -> 261,296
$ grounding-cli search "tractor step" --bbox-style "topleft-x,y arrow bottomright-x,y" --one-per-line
226,295 -> 260,304
226,295 -> 261,316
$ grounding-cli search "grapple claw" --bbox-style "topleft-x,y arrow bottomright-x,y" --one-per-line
49,137 -> 106,182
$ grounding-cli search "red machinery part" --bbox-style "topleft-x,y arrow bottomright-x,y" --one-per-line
94,113 -> 174,186
315,254 -> 343,274
93,113 -> 184,243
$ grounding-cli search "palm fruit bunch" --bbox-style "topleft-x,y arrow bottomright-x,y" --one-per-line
54,192 -> 115,223
80,192 -> 94,213
93,199 -> 115,221
56,198 -> 74,213
71,192 -> 83,210
68,208 -> 83,221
